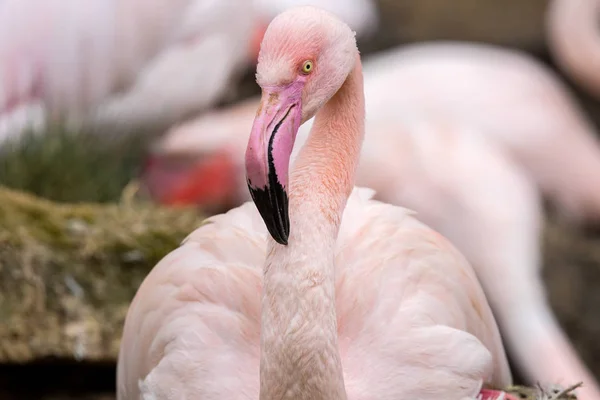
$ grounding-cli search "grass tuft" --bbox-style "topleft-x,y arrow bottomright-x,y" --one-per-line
0,126 -> 152,204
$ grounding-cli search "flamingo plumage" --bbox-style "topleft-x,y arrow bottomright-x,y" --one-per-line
88,0 -> 379,135
546,0 -> 600,99
0,0 -> 257,143
119,7 -> 514,399
143,41 -> 600,399
0,0 -> 378,146
356,42 -> 600,226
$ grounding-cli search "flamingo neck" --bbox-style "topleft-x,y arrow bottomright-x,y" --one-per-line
259,57 -> 364,400
546,0 -> 600,97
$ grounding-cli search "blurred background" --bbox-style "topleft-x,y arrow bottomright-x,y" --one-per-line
1,0 -> 600,398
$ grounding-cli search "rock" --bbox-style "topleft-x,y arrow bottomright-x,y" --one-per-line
0,186 -> 203,363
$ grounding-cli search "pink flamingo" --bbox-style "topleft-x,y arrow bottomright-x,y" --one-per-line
142,44 -> 600,399
87,0 -> 378,135
143,97 -> 600,400
0,0 -> 377,145
356,42 -> 600,227
0,0 -> 259,143
118,7 -> 516,399
546,0 -> 600,99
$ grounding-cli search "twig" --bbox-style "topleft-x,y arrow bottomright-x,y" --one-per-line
549,382 -> 583,400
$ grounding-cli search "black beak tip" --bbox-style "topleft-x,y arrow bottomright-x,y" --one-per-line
274,231 -> 288,246
247,182 -> 290,246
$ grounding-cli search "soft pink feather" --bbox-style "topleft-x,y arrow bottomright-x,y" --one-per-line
546,0 -> 600,99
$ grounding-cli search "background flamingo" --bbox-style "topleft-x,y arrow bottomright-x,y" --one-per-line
545,0 -> 600,99
85,0 -> 379,135
0,0 -> 378,146
148,41 -> 600,226
0,0 -> 257,144
118,7 -> 516,399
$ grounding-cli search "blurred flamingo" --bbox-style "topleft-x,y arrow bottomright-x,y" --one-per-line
143,42 -> 600,399
546,0 -> 600,99
87,0 -> 378,134
0,0 -> 378,145
0,0 -> 258,144
118,8 -> 515,399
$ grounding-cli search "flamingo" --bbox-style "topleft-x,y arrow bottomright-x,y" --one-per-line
142,94 -> 600,400
0,0 -> 378,146
142,43 -> 600,399
546,0 -> 600,99
0,0 -> 258,144
118,7 -> 517,399
86,0 -> 379,135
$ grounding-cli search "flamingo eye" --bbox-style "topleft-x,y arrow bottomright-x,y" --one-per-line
301,60 -> 314,74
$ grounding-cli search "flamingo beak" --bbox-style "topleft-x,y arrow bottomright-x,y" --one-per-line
245,83 -> 304,245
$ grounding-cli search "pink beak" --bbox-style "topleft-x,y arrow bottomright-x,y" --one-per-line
245,81 -> 304,245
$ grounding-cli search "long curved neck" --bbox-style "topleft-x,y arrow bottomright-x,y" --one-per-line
546,0 -> 600,98
259,57 -> 364,400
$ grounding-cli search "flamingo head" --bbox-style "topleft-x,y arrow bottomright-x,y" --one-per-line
245,6 -> 358,245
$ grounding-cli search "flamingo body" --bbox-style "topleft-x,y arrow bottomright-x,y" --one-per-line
359,41 -> 600,224
0,0 -> 378,144
0,0 -> 257,142
546,0 -> 600,99
118,187 -> 511,399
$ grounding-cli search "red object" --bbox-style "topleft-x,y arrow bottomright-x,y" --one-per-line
142,150 -> 239,209
479,388 -> 519,400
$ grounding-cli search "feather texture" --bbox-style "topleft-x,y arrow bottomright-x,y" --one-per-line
118,187 -> 511,400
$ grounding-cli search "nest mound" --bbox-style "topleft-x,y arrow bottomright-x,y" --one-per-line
0,185 -> 203,362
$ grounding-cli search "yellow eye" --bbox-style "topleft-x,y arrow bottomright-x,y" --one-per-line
301,60 -> 314,74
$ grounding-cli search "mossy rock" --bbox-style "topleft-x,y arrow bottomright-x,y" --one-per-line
0,186 -> 203,362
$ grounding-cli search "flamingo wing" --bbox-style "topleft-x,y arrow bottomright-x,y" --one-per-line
117,202 -> 267,400
334,187 -> 512,400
